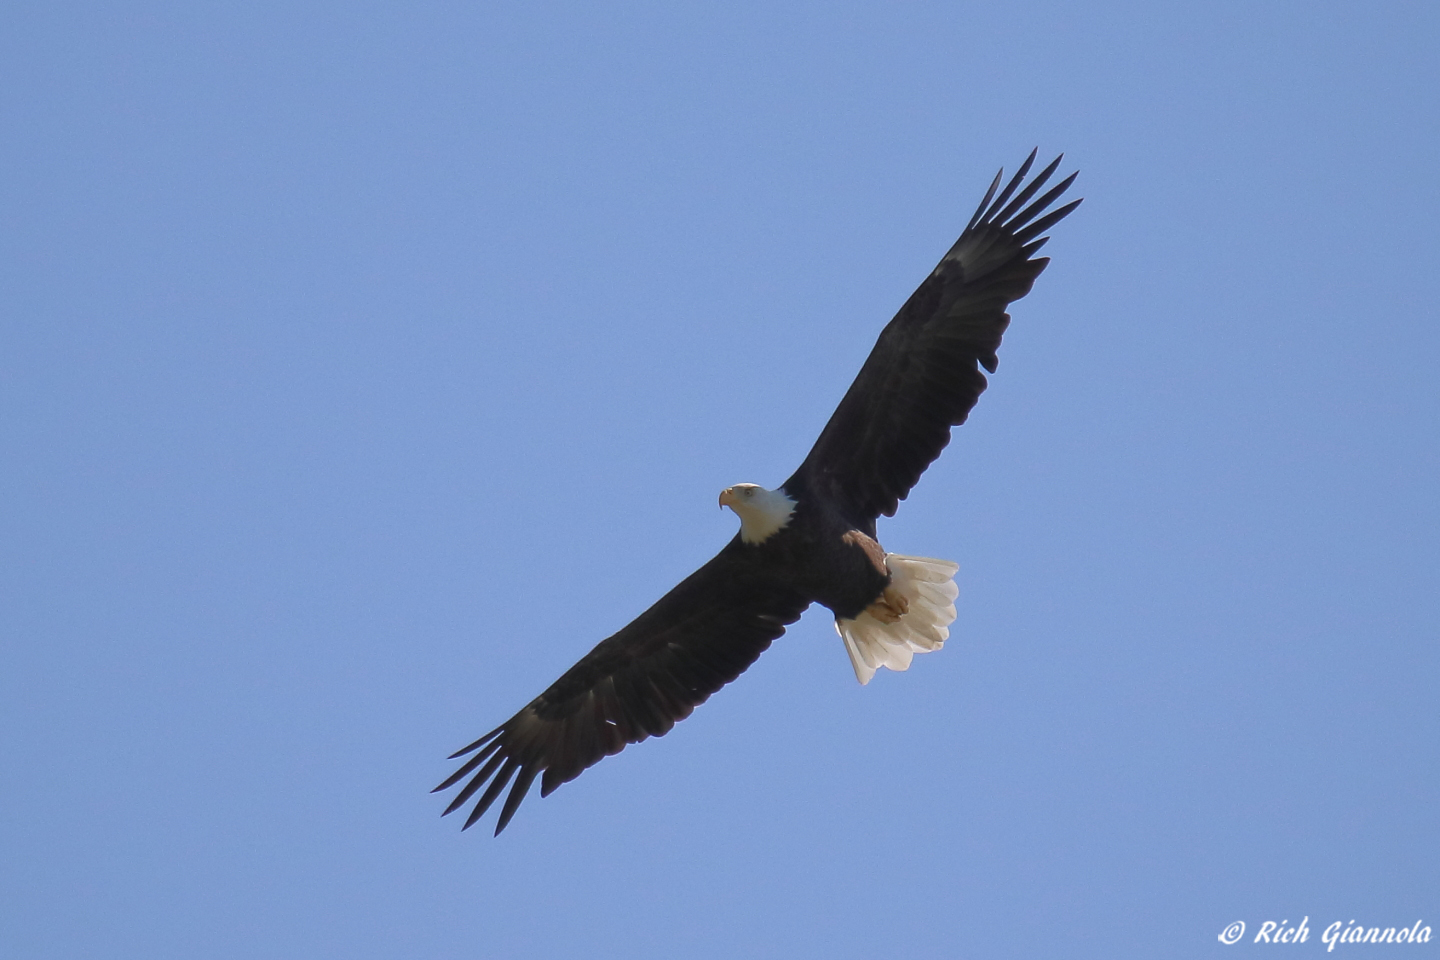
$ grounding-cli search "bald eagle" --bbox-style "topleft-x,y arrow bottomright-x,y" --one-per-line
435,152 -> 1080,834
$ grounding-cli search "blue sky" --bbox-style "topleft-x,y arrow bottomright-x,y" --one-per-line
3,1 -> 1437,957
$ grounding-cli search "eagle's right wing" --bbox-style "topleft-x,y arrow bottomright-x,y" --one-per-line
434,540 -> 809,835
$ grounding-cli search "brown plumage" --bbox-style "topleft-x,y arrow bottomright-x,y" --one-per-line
435,151 -> 1080,834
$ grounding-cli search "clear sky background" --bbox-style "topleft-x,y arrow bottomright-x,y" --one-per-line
3,1 -> 1437,957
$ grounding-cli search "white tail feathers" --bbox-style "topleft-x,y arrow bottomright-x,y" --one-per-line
835,554 -> 960,685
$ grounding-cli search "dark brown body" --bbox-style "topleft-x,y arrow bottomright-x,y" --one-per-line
435,151 -> 1080,834
743,491 -> 890,621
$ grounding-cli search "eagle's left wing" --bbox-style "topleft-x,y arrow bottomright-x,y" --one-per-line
786,151 -> 1080,523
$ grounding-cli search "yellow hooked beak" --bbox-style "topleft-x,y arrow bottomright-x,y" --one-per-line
718,487 -> 736,509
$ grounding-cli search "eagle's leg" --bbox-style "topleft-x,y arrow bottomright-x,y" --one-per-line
865,586 -> 910,624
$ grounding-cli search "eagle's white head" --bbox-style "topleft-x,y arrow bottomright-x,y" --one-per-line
719,483 -> 796,544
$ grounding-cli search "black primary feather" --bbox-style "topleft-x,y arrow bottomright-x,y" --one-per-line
786,153 -> 1081,522
435,153 -> 1079,834
434,541 -> 809,834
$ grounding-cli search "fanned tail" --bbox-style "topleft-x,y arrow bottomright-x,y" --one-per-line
835,554 -> 959,685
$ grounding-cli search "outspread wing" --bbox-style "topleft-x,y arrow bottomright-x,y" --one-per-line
786,151 -> 1080,522
433,540 -> 810,835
